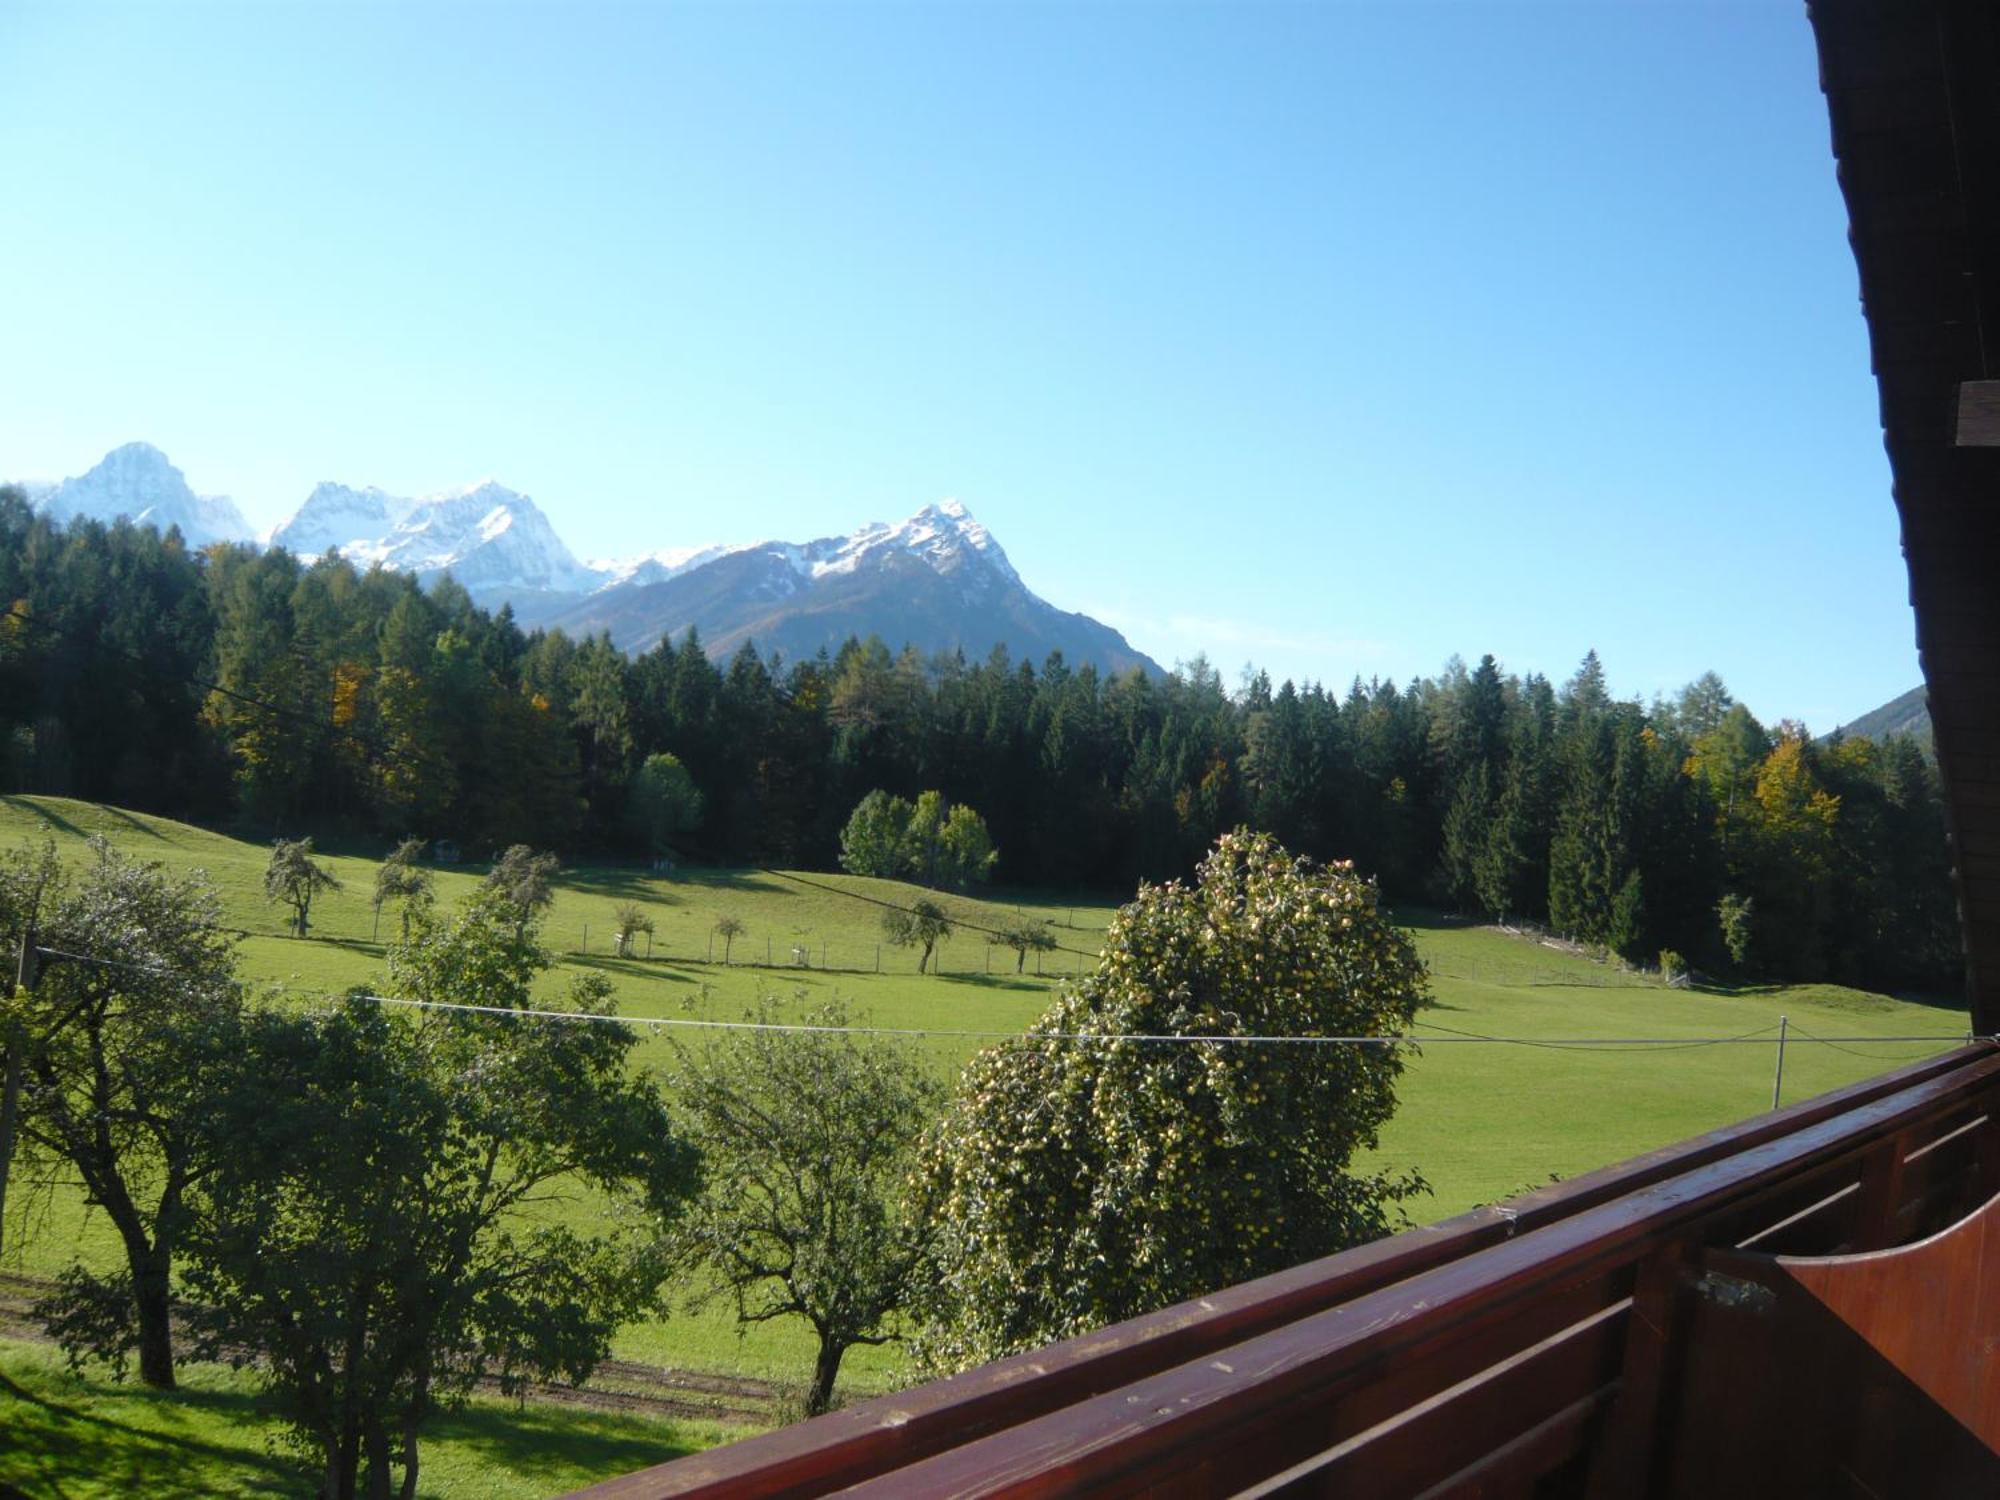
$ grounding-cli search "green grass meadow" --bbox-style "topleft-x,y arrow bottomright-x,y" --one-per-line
0,794 -> 1973,1493
0,1335 -> 741,1499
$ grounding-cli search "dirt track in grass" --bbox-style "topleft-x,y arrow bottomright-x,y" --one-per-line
0,1271 -> 784,1429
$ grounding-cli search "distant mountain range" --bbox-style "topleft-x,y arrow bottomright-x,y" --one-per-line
1829,684 -> 1932,747
20,442 -> 257,546
10,442 -> 1161,676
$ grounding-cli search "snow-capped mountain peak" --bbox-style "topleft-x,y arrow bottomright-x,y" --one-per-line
270,481 -> 415,554
382,481 -> 596,593
268,475 -> 597,597
547,496 -> 1157,675
8,445 -> 1159,675
785,499 -> 1024,593
32,441 -> 255,547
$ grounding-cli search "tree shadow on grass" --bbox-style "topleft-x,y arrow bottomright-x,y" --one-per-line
84,804 -> 166,842
0,797 -> 84,840
0,1368 -> 306,1497
296,934 -> 390,960
1387,905 -> 1463,933
665,869 -> 789,899
567,956 -> 703,988
554,864 -> 790,904
931,973 -> 1054,994
557,868 -> 690,904
1686,978 -> 1970,1019
429,1400 -> 710,1489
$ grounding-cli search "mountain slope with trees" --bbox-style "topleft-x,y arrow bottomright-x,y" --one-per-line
9,446 -> 1159,678
0,493 -> 1961,994
1829,684 -> 1931,748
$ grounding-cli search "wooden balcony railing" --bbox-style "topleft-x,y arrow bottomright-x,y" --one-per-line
568,1041 -> 2000,1499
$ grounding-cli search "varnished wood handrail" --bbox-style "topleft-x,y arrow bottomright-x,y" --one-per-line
570,1043 -> 1996,1499
820,1050 -> 2000,1497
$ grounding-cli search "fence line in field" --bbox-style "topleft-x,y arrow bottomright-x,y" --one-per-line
29,944 -> 1985,1121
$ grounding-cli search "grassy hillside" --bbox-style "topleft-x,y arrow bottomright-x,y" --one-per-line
0,796 -> 1972,1392
1369,918 -> 1968,1212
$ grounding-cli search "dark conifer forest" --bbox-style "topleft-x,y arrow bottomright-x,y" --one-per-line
0,491 -> 1961,993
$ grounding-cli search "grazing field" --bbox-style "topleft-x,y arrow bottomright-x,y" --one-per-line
0,1335 -> 746,1499
0,794 -> 1974,1472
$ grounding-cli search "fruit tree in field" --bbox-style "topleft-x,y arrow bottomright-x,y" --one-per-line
916,829 -> 1430,1369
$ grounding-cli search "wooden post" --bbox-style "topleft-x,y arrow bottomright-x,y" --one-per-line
875,944 -> 880,973
1853,1131 -> 1911,1250
1771,1016 -> 1789,1110
582,922 -> 589,956
1584,1243 -> 1690,1499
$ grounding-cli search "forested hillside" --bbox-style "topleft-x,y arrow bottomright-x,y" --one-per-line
1831,684 -> 1931,748
0,492 -> 1960,992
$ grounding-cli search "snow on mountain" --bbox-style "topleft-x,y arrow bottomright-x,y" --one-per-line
546,498 -> 1161,676
10,444 -> 1159,675
579,500 -> 1025,601
271,478 -> 599,598
28,442 -> 255,547
794,499 -> 1024,590
269,482 -> 415,555
589,542 -> 739,590
371,481 -> 600,595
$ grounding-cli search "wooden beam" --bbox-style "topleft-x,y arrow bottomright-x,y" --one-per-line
1956,381 -> 2000,445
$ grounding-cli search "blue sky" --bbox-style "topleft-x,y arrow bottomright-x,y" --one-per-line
0,1 -> 1915,728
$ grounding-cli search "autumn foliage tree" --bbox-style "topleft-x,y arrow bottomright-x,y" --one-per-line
915,829 -> 1429,1370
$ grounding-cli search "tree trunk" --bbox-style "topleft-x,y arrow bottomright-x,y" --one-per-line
919,942 -> 932,974
805,1337 -> 846,1417
324,1414 -> 362,1500
363,1416 -> 393,1500
397,1364 -> 429,1500
1015,949 -> 1026,974
397,1420 -> 421,1500
133,1269 -> 176,1388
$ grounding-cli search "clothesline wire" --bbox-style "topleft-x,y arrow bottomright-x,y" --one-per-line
24,944 -> 1986,1052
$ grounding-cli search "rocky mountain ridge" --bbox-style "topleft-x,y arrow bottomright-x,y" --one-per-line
10,443 -> 1160,676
